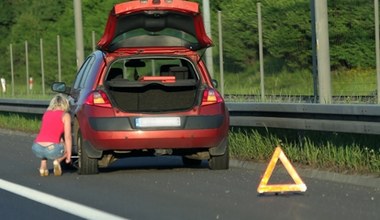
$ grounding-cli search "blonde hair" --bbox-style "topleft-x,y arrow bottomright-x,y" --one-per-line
47,94 -> 70,111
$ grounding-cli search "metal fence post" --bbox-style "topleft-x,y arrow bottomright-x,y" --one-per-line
315,0 -> 332,104
57,35 -> 62,82
202,0 -> 214,78
40,38 -> 45,96
257,2 -> 265,100
375,0 -> 380,104
25,41 -> 29,95
9,44 -> 14,97
74,0 -> 85,70
218,11 -> 225,97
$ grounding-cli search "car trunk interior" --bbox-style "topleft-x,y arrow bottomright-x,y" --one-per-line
106,80 -> 199,112
104,58 -> 200,112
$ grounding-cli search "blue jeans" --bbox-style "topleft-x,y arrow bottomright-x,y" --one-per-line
32,143 -> 64,160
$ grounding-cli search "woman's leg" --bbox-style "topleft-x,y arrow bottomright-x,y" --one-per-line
39,159 -> 49,176
32,143 -> 49,176
40,159 -> 47,170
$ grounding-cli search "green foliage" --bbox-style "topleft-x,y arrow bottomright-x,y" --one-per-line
0,0 -> 14,28
216,1 -> 258,73
214,0 -> 375,73
328,1 -> 375,69
263,0 -> 312,71
0,0 -> 377,88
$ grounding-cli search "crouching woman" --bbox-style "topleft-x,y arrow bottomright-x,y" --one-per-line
32,94 -> 72,176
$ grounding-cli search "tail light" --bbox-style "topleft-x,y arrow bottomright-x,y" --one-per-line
85,90 -> 112,107
201,88 -> 224,106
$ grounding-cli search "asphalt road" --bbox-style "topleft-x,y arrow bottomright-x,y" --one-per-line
0,130 -> 379,220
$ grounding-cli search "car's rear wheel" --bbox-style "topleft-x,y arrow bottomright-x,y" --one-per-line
208,145 -> 229,170
77,130 -> 98,175
182,156 -> 202,167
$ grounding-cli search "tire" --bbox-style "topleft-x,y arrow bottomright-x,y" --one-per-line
208,145 -> 229,170
77,131 -> 98,175
182,156 -> 202,167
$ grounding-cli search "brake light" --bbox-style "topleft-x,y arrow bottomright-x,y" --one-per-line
201,89 -> 223,106
85,90 -> 112,107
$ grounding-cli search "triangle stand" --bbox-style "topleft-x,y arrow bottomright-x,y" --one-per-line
257,146 -> 307,194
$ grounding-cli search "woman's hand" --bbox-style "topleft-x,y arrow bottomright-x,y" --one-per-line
65,152 -> 71,163
65,158 -> 71,164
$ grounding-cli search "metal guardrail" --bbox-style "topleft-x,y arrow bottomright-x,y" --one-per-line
228,102 -> 380,135
1,99 -> 380,135
224,94 -> 377,104
0,99 -> 48,114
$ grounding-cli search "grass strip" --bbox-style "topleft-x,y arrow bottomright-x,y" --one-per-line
230,127 -> 380,175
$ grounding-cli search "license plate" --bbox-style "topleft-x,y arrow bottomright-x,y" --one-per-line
136,117 -> 181,128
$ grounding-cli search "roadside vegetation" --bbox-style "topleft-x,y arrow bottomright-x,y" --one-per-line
0,113 -> 41,133
219,68 -> 377,98
230,128 -> 380,175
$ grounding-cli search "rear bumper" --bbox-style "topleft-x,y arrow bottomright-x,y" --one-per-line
88,115 -> 224,131
88,129 -> 227,150
81,115 -> 228,151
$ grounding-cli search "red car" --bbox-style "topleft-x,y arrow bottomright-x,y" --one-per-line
52,0 -> 229,174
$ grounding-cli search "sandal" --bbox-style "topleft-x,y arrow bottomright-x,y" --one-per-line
53,160 -> 62,176
39,168 -> 49,177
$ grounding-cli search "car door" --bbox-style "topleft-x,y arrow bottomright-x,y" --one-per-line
70,51 -> 103,114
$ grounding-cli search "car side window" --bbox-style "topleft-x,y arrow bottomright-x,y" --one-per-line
73,55 -> 96,90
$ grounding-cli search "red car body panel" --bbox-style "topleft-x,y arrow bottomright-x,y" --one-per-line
78,100 -> 229,150
98,0 -> 212,51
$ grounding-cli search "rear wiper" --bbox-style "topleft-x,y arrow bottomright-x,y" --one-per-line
198,49 -> 206,64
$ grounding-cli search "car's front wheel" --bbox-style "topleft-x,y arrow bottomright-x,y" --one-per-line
208,145 -> 229,170
77,130 -> 98,175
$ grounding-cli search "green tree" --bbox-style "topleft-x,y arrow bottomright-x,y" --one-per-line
215,0 -> 258,73
6,0 -> 69,85
328,1 -> 375,69
0,0 -> 14,29
263,0 -> 311,71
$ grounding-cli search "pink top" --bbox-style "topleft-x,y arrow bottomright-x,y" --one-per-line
35,110 -> 65,143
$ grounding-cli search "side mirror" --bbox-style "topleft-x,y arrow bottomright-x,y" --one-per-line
51,82 -> 70,94
212,79 -> 219,88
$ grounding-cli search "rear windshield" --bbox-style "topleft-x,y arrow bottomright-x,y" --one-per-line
110,28 -> 198,50
105,57 -> 198,82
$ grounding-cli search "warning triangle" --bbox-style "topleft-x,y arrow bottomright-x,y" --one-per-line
257,146 -> 307,194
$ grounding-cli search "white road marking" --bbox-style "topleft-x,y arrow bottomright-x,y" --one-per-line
0,178 -> 129,220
